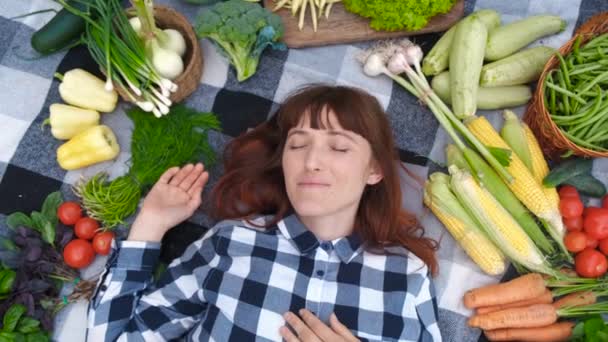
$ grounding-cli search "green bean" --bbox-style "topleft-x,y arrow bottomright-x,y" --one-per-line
556,52 -> 573,89
562,130 -> 608,151
548,78 -> 586,105
546,71 -> 557,114
570,64 -> 603,75
575,70 -> 608,95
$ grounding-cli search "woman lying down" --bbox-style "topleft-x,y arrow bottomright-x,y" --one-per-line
86,85 -> 441,342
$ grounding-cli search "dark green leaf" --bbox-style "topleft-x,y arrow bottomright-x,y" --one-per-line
0,238 -> 18,252
29,212 -> 47,232
0,332 -> 15,342
585,317 -> 606,338
0,270 -> 16,294
596,331 -> 608,341
2,304 -> 26,332
5,214 -> 33,230
12,333 -> 24,342
39,220 -> 55,247
15,318 -> 39,334
40,192 -> 62,226
25,332 -> 48,342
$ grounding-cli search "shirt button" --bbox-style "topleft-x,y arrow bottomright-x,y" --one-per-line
320,242 -> 331,251
316,270 -> 325,277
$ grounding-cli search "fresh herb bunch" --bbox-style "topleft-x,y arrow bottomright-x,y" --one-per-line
343,0 -> 457,32
74,104 -> 221,228
0,304 -> 52,341
570,315 -> 608,341
5,192 -> 63,247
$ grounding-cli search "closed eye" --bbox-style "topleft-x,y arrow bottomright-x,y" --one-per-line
332,147 -> 349,153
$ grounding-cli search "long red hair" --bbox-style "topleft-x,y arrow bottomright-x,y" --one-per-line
211,85 -> 438,275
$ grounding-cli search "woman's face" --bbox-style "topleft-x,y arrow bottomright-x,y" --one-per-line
282,109 -> 382,219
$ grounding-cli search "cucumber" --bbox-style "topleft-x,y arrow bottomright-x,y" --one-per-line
449,15 -> 488,119
431,71 -> 531,110
480,46 -> 555,87
422,9 -> 501,76
485,15 -> 566,61
563,174 -> 607,198
30,1 -> 91,55
543,158 -> 593,187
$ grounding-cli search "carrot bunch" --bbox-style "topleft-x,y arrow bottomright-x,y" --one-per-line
464,273 -> 608,341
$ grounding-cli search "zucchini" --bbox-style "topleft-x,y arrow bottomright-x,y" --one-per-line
563,174 -> 607,198
485,15 -> 566,61
543,158 -> 593,187
30,0 -> 92,55
449,15 -> 488,119
480,46 -> 555,87
422,9 -> 501,76
431,72 -> 531,110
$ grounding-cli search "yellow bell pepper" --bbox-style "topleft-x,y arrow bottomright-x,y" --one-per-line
57,125 -> 120,170
58,69 -> 118,113
48,104 -> 100,140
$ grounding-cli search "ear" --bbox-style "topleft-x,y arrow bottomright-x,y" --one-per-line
366,161 -> 383,185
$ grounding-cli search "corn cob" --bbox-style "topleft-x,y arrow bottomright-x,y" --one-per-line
523,123 -> 561,211
465,115 -> 569,259
446,145 -> 555,254
448,166 -> 553,275
501,110 -> 533,172
424,172 -> 506,275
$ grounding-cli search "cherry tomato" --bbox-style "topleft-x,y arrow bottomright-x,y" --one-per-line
57,202 -> 82,225
63,239 -> 96,269
603,195 -> 608,210
92,231 -> 114,255
575,248 -> 608,278
74,217 -> 99,240
584,207 -> 603,217
583,207 -> 608,240
563,216 -> 583,231
599,238 -> 608,256
560,197 -> 584,219
564,231 -> 587,253
559,185 -> 580,199
586,237 -> 598,249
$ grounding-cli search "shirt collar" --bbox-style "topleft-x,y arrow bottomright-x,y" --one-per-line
276,214 -> 363,263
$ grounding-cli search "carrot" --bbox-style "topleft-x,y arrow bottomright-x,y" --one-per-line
476,289 -> 554,314
484,321 -> 575,342
463,273 -> 546,309
552,291 -> 597,309
468,304 -> 558,330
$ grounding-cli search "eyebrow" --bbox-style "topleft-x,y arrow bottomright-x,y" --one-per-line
287,129 -> 357,143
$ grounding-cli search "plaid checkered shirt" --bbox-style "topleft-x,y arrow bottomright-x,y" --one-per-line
86,214 -> 441,341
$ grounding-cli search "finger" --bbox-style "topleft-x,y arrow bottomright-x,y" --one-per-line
169,164 -> 194,186
158,167 -> 180,184
279,326 -> 300,342
187,171 -> 209,200
329,313 -> 357,341
299,309 -> 335,340
284,312 -> 318,341
179,163 -> 204,191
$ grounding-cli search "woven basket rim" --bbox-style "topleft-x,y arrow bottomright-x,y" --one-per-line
524,11 -> 608,159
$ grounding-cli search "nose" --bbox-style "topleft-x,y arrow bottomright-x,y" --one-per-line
304,144 -> 323,172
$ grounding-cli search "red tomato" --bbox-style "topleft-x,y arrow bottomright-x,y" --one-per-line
586,237 -> 599,249
564,231 -> 587,253
74,217 -> 99,240
560,197 -> 584,219
583,207 -> 608,240
603,195 -> 608,210
563,216 -> 583,231
92,231 -> 115,255
63,239 -> 96,269
584,207 -> 603,217
599,238 -> 608,255
57,202 -> 82,225
575,248 -> 608,278
559,185 -> 580,199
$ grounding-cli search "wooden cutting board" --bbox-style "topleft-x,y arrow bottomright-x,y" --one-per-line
263,0 -> 465,48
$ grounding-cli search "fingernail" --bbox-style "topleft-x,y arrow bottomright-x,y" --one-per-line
330,313 -> 337,320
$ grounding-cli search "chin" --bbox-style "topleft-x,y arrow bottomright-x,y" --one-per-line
291,201 -> 332,217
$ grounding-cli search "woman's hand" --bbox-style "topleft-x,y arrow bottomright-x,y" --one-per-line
128,163 -> 209,242
280,309 -> 359,342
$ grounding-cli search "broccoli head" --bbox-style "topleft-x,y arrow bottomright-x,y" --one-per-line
195,0 -> 286,82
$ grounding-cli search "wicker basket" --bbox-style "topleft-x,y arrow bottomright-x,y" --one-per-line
523,12 -> 608,160
115,6 -> 203,104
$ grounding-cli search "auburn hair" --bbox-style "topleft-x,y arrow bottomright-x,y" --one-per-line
211,85 -> 438,275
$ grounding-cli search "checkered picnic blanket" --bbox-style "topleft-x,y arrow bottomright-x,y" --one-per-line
0,0 -> 606,341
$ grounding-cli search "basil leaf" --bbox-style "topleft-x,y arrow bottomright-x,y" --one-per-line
2,304 -> 26,332
0,332 -> 15,342
16,318 -> 39,334
25,332 -> 48,342
39,220 -> 55,247
40,192 -> 62,226
585,317 -> 605,338
29,212 -> 47,232
5,213 -> 33,230
0,270 -> 15,295
0,238 -> 18,252
572,321 -> 585,339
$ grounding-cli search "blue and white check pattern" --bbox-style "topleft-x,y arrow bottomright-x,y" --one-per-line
87,214 -> 441,341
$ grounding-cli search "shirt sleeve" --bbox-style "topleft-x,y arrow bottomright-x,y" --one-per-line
414,272 -> 442,342
86,228 -> 219,342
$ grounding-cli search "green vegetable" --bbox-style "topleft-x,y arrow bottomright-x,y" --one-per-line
564,173 -> 607,198
30,0 -> 93,55
480,46 -> 556,87
195,0 -> 285,82
543,158 -> 593,187
73,105 -> 221,228
342,0 -> 457,32
15,318 -> 40,335
449,14 -> 488,119
485,15 -> 566,61
2,305 -> 26,333
4,192 -> 62,246
569,315 -> 608,342
0,269 -> 16,295
431,71 -> 532,110
422,9 -> 501,76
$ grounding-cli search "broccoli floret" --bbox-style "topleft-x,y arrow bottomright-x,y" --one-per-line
195,0 -> 286,82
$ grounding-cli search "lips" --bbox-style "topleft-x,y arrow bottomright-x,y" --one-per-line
297,180 -> 330,187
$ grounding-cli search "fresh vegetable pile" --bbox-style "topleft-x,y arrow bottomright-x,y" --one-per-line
544,33 -> 608,152
342,0 -> 457,32
271,0 -> 340,31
